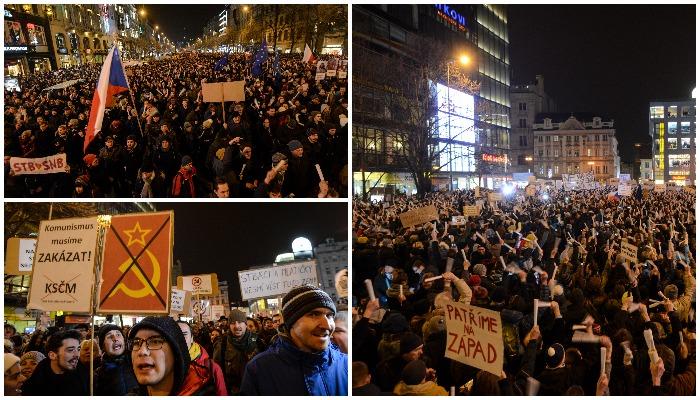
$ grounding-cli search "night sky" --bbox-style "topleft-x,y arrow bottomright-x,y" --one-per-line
139,4 -> 227,43
154,203 -> 347,302
508,5 -> 695,162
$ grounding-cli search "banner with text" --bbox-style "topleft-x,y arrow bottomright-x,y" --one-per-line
238,260 -> 318,300
178,273 -> 219,296
620,240 -> 638,264
10,154 -> 68,175
27,217 -> 99,312
97,211 -> 173,314
5,237 -> 36,275
463,205 -> 481,217
444,300 -> 503,376
399,205 -> 439,228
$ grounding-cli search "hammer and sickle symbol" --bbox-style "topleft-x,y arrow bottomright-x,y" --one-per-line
110,248 -> 161,298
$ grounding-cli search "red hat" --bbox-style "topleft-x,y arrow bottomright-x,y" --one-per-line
83,153 -> 97,166
468,275 -> 481,287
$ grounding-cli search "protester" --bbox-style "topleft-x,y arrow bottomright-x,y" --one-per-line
4,52 -> 348,198
95,324 -> 139,395
20,329 -> 89,395
4,353 -> 21,396
332,310 -> 349,354
213,309 -> 260,394
352,185 -> 696,396
176,321 -> 227,395
240,284 -> 348,395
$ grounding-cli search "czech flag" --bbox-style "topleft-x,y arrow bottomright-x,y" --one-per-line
302,43 -> 316,64
84,46 -> 130,152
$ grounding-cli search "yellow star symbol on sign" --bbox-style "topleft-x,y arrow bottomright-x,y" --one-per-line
124,222 -> 152,247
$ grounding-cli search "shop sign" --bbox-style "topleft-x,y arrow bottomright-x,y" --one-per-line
4,46 -> 28,52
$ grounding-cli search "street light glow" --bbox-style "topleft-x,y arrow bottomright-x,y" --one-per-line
459,54 -> 470,65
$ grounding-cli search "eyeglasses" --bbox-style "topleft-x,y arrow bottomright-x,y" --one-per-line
129,336 -> 166,352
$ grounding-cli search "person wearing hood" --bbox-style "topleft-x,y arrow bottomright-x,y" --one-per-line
213,309 -> 261,394
95,324 -> 138,395
393,359 -> 447,395
240,285 -> 348,395
177,321 -> 227,395
128,316 -> 215,396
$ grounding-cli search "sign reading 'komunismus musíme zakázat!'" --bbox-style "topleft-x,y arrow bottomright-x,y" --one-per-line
27,217 -> 99,313
238,260 -> 318,300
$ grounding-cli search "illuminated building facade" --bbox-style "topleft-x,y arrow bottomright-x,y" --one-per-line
353,5 -> 511,195
649,99 -> 696,184
532,113 -> 619,180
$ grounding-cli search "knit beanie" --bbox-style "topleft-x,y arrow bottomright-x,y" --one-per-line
4,353 -> 20,373
546,343 -> 565,368
281,285 -> 336,330
400,332 -> 423,355
98,324 -> 122,351
381,312 -> 409,334
19,351 -> 45,365
229,309 -> 247,323
401,359 -> 427,385
129,316 -> 190,395
287,139 -> 303,152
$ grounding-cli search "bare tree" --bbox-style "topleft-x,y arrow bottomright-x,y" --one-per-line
354,37 -> 480,198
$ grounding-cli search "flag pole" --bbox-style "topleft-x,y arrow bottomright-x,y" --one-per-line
90,214 -> 112,396
111,38 -> 145,139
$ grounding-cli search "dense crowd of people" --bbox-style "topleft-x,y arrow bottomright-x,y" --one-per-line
4,284 -> 347,395
352,185 -> 696,396
4,52 -> 348,198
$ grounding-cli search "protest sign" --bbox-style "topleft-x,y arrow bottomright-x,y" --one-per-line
399,205 -> 439,228
683,186 -> 695,194
315,60 -> 327,81
488,192 -> 502,202
178,273 -> 219,295
326,58 -> 338,77
170,287 -> 190,314
238,260 -> 318,300
5,237 -> 36,275
452,216 -> 466,225
10,154 -> 68,175
475,187 -> 481,197
338,60 -> 348,79
444,301 -> 503,376
97,211 -> 173,314
618,182 -> 631,196
210,304 -> 226,321
335,268 -> 348,298
620,240 -> 638,264
201,81 -> 245,103
619,174 -> 631,182
654,184 -> 666,193
27,217 -> 99,312
608,178 -> 620,187
463,205 -> 481,217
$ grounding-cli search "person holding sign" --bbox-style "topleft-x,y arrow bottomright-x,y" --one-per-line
240,285 -> 347,395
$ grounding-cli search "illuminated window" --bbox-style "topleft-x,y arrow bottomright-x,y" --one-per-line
552,135 -> 559,142
681,138 -> 691,149
681,122 -> 690,134
668,122 -> 677,134
681,106 -> 690,116
668,138 -> 678,150
587,148 -> 591,156
650,106 -> 664,118
668,106 -> 677,118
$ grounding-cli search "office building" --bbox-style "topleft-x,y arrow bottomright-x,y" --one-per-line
649,98 -> 696,184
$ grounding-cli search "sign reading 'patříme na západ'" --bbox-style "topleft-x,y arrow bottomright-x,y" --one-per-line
238,260 -> 318,300
27,217 -> 99,313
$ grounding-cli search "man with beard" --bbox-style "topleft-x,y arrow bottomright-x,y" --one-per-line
21,330 -> 89,395
213,310 -> 261,394
240,285 -> 348,395
96,324 -> 139,395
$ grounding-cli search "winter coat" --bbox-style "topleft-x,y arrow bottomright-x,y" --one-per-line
95,353 -> 139,395
213,330 -> 259,394
178,343 -> 227,396
239,335 -> 348,396
393,380 -> 448,396
21,357 -> 90,396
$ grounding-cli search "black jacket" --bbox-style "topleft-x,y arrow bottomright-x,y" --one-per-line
95,353 -> 139,395
21,357 -> 90,396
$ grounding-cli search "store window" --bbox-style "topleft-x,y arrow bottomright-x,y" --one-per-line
668,154 -> 690,168
650,106 -> 664,118
668,105 -> 677,118
681,121 -> 690,134
55,33 -> 66,49
4,20 -> 27,45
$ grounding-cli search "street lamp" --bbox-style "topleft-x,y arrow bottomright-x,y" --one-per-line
139,8 -> 146,17
525,156 -> 533,173
446,54 -> 471,191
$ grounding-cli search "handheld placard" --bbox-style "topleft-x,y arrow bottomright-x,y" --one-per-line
460,249 -> 467,262
314,163 -> 325,181
600,347 -> 607,376
399,284 -> 404,298
499,256 -> 507,270
364,279 -> 376,301
424,275 -> 444,283
533,299 -> 538,326
450,386 -> 455,396
444,258 -> 454,287
643,329 -> 659,363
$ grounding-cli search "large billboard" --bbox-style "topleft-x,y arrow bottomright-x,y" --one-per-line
435,82 -> 476,173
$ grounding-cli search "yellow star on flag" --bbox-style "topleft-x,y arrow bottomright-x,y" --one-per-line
124,222 -> 152,247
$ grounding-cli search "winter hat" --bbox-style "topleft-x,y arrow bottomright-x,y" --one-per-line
98,324 -> 122,351
271,152 -> 288,164
491,286 -> 507,303
423,315 -> 446,338
473,264 -> 487,276
229,309 -> 247,323
287,139 -> 303,151
546,343 -> 565,368
401,359 -> 427,385
83,153 -> 97,166
473,286 -> 489,299
468,275 -> 481,287
399,333 -> 423,355
181,155 -> 193,166
75,175 -> 89,187
381,312 -> 409,334
19,351 -> 45,365
306,128 -> 319,137
129,316 -> 190,395
4,353 -> 20,373
663,284 -> 679,300
140,161 -> 155,173
281,284 -> 336,330
183,121 -> 192,130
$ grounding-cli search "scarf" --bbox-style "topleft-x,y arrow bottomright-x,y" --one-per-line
141,176 -> 153,198
172,166 -> 197,197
